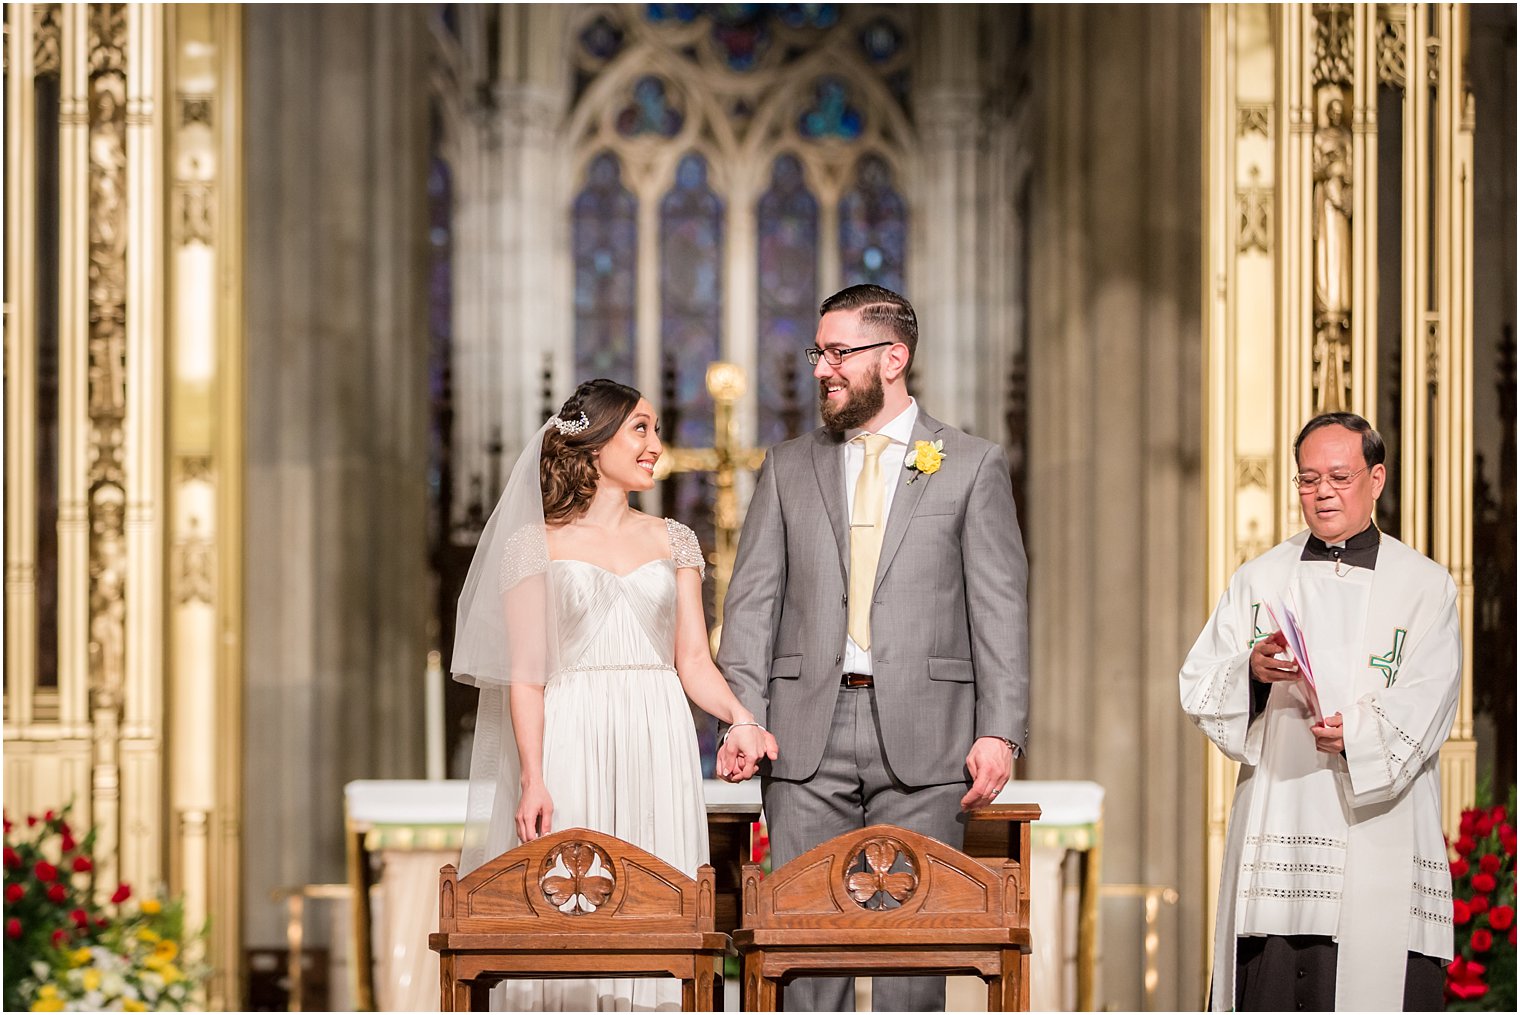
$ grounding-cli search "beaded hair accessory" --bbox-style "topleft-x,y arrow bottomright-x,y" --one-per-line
549,412 -> 591,436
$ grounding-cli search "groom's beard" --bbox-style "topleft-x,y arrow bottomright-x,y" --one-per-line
819,363 -> 886,432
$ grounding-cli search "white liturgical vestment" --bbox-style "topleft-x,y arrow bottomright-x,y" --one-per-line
1180,529 -> 1460,1012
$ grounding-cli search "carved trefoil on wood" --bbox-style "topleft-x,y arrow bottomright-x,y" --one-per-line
845,836 -> 920,910
539,841 -> 616,915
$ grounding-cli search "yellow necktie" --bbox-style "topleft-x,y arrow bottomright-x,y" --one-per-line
849,433 -> 892,650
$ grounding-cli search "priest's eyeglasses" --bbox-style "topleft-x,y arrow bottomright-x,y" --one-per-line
1292,468 -> 1366,492
805,341 -> 894,367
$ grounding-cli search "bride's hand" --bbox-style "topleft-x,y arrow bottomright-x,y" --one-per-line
717,726 -> 778,782
516,781 -> 554,842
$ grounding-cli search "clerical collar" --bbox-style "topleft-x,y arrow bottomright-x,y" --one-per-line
1302,522 -> 1381,574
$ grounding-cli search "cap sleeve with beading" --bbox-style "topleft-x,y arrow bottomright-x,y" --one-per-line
665,518 -> 706,580
498,524 -> 550,592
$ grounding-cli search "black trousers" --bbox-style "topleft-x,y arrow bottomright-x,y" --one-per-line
1235,935 -> 1445,1011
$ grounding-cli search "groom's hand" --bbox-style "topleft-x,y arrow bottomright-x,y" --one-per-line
716,726 -> 778,782
961,736 -> 1014,810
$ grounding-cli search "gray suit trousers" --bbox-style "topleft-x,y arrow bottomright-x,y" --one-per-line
762,686 -> 966,1013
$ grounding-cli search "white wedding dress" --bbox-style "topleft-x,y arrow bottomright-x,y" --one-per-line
493,518 -> 710,1012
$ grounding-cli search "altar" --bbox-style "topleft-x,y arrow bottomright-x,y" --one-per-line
341,779 -> 1102,1012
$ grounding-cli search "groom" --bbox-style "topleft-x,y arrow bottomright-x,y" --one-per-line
717,284 -> 1030,1011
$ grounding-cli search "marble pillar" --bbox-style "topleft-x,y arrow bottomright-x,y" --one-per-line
243,3 -> 432,950
1026,6 -> 1206,1010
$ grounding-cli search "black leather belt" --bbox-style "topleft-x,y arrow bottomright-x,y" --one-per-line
841,672 -> 874,689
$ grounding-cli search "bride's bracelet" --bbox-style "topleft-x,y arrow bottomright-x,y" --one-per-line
720,720 -> 765,747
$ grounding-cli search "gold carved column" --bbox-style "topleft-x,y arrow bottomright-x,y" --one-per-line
3,4 -> 243,1006
164,6 -> 244,1006
1202,1 -> 1475,992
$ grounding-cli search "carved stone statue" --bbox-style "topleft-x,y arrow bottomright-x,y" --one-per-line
1312,93 -> 1353,411
1313,95 -> 1353,324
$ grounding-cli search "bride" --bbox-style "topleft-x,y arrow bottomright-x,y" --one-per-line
450,378 -> 777,1011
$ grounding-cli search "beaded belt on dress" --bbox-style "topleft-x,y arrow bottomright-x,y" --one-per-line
552,662 -> 675,678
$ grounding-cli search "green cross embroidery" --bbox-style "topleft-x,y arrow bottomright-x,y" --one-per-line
1248,603 -> 1273,648
1369,628 -> 1408,687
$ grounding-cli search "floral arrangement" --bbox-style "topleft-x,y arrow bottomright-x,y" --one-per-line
904,439 -> 945,484
1445,784 -> 1517,1010
4,808 -> 205,1012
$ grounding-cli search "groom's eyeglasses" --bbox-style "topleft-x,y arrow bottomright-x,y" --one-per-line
805,341 -> 894,367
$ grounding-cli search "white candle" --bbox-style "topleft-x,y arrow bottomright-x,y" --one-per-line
425,649 -> 445,781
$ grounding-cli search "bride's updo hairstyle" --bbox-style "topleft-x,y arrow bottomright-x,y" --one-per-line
541,378 -> 643,523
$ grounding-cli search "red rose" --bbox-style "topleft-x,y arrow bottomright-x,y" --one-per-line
1476,815 -> 1495,836
1461,810 -> 1480,835
1510,926 -> 1517,946
5,918 -> 20,938
26,816 -> 36,827
1456,835 -> 1477,856
1450,980 -> 1489,1000
3,816 -> 10,833
1493,805 -> 1507,823
4,884 -> 23,902
33,860 -> 57,883
1451,858 -> 1471,878
71,856 -> 92,874
1489,905 -> 1514,931
1479,853 -> 1502,874
69,908 -> 88,928
1472,928 -> 1494,952
110,882 -> 131,904
46,883 -> 67,903
43,810 -> 55,823
1454,898 -> 1472,924
57,821 -> 70,839
1473,872 -> 1497,893
50,928 -> 67,946
59,833 -> 76,853
3,846 -> 20,868
1471,894 -> 1491,915
94,916 -> 107,928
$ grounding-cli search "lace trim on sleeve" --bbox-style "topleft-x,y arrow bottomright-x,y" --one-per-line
666,518 -> 706,580
498,524 -> 550,592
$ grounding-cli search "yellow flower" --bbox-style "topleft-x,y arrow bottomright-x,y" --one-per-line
81,968 -> 101,992
30,999 -> 64,1013
136,927 -> 160,944
140,899 -> 161,915
68,947 -> 92,967
906,440 -> 946,483
37,985 -> 59,999
123,1001 -> 146,1013
146,938 -> 180,970
160,963 -> 183,985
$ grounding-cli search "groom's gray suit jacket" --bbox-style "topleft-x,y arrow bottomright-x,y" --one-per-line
719,409 -> 1030,787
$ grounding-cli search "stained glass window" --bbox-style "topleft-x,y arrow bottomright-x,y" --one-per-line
573,153 -> 638,383
616,76 -> 684,138
660,152 -> 724,579
798,76 -> 864,140
756,154 -> 819,446
858,17 -> 901,62
426,149 -> 453,552
838,153 -> 905,292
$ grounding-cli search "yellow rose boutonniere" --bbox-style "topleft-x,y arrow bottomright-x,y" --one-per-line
905,439 -> 945,484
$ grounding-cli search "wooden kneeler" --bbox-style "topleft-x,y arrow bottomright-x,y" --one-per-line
429,828 -> 729,1011
732,825 -> 1032,1011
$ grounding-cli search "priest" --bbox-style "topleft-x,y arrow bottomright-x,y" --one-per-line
1181,412 -> 1460,1012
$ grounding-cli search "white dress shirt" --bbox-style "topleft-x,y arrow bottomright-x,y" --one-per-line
841,398 -> 919,674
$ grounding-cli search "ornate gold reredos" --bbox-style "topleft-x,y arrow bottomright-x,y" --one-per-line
539,841 -> 616,915
845,836 -> 920,910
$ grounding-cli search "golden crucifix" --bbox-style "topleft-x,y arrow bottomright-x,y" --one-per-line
653,361 -> 766,635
